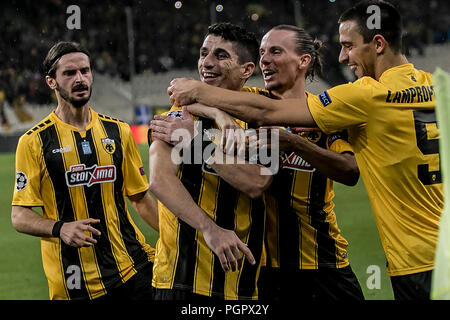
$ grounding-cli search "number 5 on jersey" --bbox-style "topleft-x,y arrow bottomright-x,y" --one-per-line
413,110 -> 442,185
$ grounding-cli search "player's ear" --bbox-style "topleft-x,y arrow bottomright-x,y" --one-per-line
45,75 -> 57,90
373,34 -> 387,54
298,54 -> 312,71
240,62 -> 255,80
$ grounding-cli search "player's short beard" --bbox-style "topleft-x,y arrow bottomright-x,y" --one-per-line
55,81 -> 92,108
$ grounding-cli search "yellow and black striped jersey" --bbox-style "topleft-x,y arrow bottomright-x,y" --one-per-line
308,63 -> 443,276
263,128 -> 353,270
12,108 -> 154,300
153,86 -> 267,300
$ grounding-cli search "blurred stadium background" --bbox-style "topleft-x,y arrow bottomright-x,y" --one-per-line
0,0 -> 449,300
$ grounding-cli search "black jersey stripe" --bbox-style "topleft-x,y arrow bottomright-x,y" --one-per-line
237,197 -> 265,299
274,169 -> 300,269
173,132 -> 205,288
174,165 -> 203,288
210,179 -> 239,298
72,130 -> 123,289
39,125 -> 89,299
100,120 -> 150,269
309,135 -> 337,268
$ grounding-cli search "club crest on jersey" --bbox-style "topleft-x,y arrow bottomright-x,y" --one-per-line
282,152 -> 316,172
65,164 -> 116,187
101,138 -> 115,154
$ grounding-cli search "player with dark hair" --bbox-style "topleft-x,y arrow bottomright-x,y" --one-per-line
167,0 -> 443,300
11,41 -> 158,300
205,22 -> 260,66
149,22 -> 270,300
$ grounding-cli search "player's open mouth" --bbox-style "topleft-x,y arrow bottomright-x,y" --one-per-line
263,70 -> 276,80
202,72 -> 221,84
202,72 -> 219,79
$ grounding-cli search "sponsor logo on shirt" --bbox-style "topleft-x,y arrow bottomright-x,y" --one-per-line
65,164 -> 116,187
281,152 -> 315,172
52,145 -> 72,154
318,91 -> 332,107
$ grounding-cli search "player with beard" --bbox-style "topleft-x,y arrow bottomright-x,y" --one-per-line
11,41 -> 158,300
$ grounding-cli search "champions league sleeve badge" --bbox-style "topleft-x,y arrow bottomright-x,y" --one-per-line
16,171 -> 28,191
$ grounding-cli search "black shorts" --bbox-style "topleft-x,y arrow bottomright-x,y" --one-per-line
390,270 -> 432,300
258,265 -> 365,301
153,287 -> 223,302
94,261 -> 154,301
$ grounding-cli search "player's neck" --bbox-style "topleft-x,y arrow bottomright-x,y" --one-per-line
270,79 -> 306,100
54,99 -> 91,131
375,52 -> 409,80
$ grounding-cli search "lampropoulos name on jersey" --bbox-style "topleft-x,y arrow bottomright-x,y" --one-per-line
65,164 -> 116,187
385,85 -> 434,104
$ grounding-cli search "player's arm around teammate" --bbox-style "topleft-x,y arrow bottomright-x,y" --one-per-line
168,77 -> 315,128
256,126 -> 359,186
149,137 -> 255,272
150,106 -> 272,199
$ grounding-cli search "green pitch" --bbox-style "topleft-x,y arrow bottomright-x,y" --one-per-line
0,145 -> 393,300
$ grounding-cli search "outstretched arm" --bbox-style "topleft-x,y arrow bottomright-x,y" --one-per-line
148,139 -> 255,271
168,78 -> 316,127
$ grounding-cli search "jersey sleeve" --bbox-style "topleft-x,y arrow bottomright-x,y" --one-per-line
326,131 -> 354,155
307,79 -> 373,134
122,123 -> 149,196
11,135 -> 44,207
